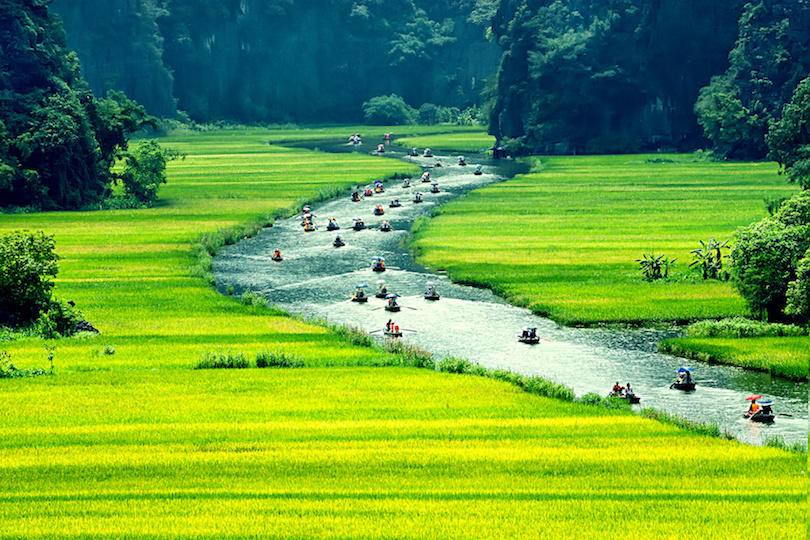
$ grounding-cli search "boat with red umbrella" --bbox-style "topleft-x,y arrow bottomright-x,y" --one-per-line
744,395 -> 775,423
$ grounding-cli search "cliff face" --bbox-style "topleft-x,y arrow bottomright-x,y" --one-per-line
50,0 -> 500,122
50,0 -> 177,117
489,0 -> 744,153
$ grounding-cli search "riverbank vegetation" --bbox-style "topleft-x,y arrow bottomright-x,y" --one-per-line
0,129 -> 804,537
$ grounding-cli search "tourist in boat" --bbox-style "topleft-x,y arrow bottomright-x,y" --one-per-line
611,381 -> 623,396
402,178 -> 411,188
385,319 -> 392,332
474,164 -> 483,175
748,398 -> 761,416
421,171 -> 431,182
423,148 -> 433,157
458,156 -> 467,166
377,143 -> 385,153
272,249 -> 282,261
351,191 -> 361,202
625,383 -> 635,398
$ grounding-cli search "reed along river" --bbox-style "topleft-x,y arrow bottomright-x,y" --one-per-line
214,139 -> 808,447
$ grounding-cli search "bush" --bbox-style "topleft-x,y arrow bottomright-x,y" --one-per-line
0,231 -> 59,327
685,317 -> 808,338
256,349 -> 304,368
577,392 -> 631,410
195,351 -> 249,369
438,357 -> 474,374
0,351 -> 47,378
362,94 -> 417,125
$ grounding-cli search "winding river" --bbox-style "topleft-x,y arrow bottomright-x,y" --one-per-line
214,139 -> 808,447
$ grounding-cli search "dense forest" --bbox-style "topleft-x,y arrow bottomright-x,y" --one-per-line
50,0 -> 501,123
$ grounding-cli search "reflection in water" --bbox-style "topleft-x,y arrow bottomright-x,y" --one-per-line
214,141 -> 807,447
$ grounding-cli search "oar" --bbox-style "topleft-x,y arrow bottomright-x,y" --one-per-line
693,379 -> 715,383
777,413 -> 794,417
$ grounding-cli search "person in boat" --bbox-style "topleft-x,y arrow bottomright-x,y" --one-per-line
272,249 -> 282,260
528,328 -> 537,339
387,296 -> 398,309
351,191 -> 361,202
333,235 -> 345,247
747,398 -> 761,416
625,383 -> 635,398
378,283 -> 388,297
423,148 -> 433,157
377,143 -> 385,153
385,319 -> 392,332
402,178 -> 411,188
475,164 -> 483,175
435,159 -> 442,167
413,192 -> 423,203
611,381 -> 623,396
421,171 -> 431,182
458,156 -> 467,166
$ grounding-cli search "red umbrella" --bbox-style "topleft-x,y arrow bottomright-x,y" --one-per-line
745,395 -> 762,401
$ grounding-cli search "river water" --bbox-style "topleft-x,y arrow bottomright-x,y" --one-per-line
214,139 -> 808,447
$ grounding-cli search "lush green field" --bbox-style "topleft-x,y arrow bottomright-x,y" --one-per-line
660,336 -> 809,380
0,367 -> 803,539
0,130 -> 804,538
410,154 -> 799,326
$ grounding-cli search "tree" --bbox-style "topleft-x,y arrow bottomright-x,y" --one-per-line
785,248 -> 810,323
730,191 -> 810,321
118,140 -> 180,204
362,94 -> 417,125
767,76 -> 810,188
0,231 -> 60,327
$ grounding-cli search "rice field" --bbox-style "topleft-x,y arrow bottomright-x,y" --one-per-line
0,368 -> 804,539
410,154 -> 799,326
0,130 -> 805,538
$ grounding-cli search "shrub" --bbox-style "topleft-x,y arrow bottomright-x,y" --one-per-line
685,317 -> 808,338
438,357 -> 474,374
0,231 -> 59,326
636,251 -> 675,281
0,351 -> 47,378
362,94 -> 417,125
255,349 -> 304,368
195,351 -> 249,369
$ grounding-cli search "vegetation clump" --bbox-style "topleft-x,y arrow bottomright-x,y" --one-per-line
195,350 -> 249,369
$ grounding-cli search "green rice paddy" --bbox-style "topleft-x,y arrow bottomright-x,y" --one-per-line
410,154 -> 799,326
0,130 -> 805,538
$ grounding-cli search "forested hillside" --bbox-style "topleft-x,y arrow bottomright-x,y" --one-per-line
51,0 -> 501,123
44,0 -> 810,153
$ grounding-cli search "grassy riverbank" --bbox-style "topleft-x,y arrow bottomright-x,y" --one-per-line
0,129 -> 804,538
395,130 -> 496,153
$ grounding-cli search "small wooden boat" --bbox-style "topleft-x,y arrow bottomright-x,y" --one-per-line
271,255 -> 282,262
518,335 -> 541,344
424,282 -> 440,300
333,237 -> 345,247
353,219 -> 365,230
744,410 -> 775,423
384,329 -> 403,337
423,148 -> 433,157
350,294 -> 368,303
326,218 -> 340,231
671,382 -> 696,391
379,221 -> 391,232
389,198 -> 401,208
607,392 -> 641,404
371,256 -> 385,272
402,179 -> 411,188
413,193 -> 423,203
385,304 -> 401,312
373,205 -> 385,215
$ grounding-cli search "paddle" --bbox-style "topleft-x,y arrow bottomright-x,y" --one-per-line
777,413 -> 794,417
693,379 -> 715,383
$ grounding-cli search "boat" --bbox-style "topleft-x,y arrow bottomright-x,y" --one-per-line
353,218 -> 365,230
430,182 -> 440,193
608,390 -> 641,404
271,250 -> 282,262
424,281 -> 440,300
364,187 -> 373,197
351,192 -> 361,202
458,156 -> 467,166
474,164 -> 483,175
384,328 -> 403,337
744,397 -> 775,423
371,256 -> 385,272
384,293 -> 400,312
326,218 -> 340,231
379,221 -> 391,232
402,179 -> 411,188
376,144 -> 385,153
350,284 -> 369,303
423,148 -> 433,157
373,205 -> 385,216
375,279 -> 388,298
421,172 -> 431,183
333,234 -> 345,247
518,327 -> 540,344
374,181 -> 384,193
303,222 -> 316,232
413,192 -> 423,203
389,197 -> 401,208
670,367 -> 696,391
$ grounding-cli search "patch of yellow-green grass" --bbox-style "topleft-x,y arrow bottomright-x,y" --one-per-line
0,129 -> 420,372
0,368 -> 803,539
396,128 -> 495,153
660,336 -> 809,381
411,154 -> 799,326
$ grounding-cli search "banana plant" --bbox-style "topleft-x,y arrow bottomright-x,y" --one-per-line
636,251 -> 675,281
690,237 -> 729,280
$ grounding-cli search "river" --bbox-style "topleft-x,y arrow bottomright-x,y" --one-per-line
213,138 -> 808,447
